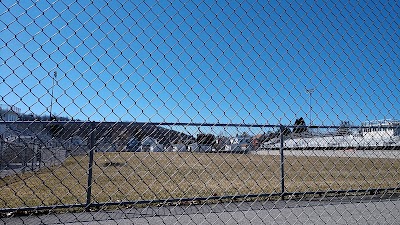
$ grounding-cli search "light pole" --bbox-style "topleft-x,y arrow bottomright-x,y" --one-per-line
49,71 -> 57,120
306,88 -> 315,125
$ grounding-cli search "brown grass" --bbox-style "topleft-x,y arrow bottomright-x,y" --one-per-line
1,152 -> 400,208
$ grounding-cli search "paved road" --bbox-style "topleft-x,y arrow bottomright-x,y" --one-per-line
2,194 -> 400,225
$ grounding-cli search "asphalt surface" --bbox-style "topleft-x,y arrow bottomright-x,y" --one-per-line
2,194 -> 400,225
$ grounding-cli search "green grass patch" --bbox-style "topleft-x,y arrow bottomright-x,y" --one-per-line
1,152 -> 400,208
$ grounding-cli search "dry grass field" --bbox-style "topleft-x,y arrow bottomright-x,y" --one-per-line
1,152 -> 400,208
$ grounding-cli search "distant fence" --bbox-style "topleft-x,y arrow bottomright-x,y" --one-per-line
0,141 -> 66,176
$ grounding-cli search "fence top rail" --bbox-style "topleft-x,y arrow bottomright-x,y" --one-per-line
1,121 -> 398,130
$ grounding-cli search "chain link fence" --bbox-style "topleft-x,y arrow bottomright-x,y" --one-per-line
1,0 -> 400,224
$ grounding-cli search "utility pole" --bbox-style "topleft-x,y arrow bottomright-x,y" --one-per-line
50,71 -> 57,120
306,88 -> 315,125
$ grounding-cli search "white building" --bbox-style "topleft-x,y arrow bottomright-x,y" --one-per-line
126,137 -> 140,152
361,119 -> 400,138
263,119 -> 400,149
140,136 -> 163,152
0,104 -> 20,121
172,143 -> 187,152
188,143 -> 213,152
224,134 -> 252,152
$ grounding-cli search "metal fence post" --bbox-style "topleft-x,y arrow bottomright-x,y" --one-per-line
22,137 -> 27,173
31,143 -> 35,171
86,121 -> 96,209
0,135 -> 3,170
280,124 -> 285,199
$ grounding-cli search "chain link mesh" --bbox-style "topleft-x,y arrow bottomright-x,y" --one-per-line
1,0 -> 399,224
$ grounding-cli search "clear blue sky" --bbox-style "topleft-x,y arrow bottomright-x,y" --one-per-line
1,0 -> 399,127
